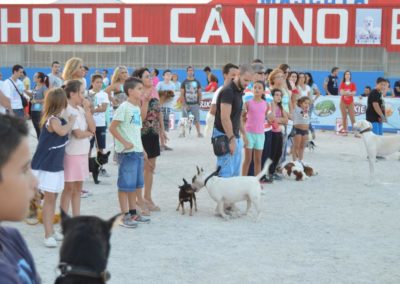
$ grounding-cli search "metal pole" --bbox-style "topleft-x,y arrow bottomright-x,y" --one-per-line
253,10 -> 259,60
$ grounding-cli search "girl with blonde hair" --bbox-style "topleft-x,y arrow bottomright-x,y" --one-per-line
31,88 -> 76,247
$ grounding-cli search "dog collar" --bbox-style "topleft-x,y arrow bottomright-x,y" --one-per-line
359,127 -> 372,134
204,166 -> 221,186
57,262 -> 110,282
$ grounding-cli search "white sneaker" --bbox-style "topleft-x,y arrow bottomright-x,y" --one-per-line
44,236 -> 57,248
53,231 -> 63,241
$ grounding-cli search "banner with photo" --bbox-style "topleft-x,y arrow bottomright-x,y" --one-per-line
355,9 -> 382,45
168,92 -> 400,133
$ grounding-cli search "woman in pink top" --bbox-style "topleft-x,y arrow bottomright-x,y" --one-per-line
339,70 -> 358,137
241,81 -> 268,176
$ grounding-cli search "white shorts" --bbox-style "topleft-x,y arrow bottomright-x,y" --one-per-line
32,170 -> 64,193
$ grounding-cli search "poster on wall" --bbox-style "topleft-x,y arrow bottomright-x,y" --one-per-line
355,9 -> 382,45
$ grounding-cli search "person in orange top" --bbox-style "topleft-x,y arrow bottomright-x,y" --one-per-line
339,70 -> 359,137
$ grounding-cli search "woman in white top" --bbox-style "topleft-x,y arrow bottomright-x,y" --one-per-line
60,80 -> 95,216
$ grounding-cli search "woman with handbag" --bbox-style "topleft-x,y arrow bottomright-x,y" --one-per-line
24,72 -> 49,138
339,70 -> 360,137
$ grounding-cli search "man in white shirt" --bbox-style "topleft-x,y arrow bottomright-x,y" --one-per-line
4,65 -> 25,118
48,61 -> 63,89
0,81 -> 12,114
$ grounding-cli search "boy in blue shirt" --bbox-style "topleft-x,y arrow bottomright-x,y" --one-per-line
0,114 -> 41,283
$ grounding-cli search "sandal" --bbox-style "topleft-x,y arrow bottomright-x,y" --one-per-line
339,130 -> 348,136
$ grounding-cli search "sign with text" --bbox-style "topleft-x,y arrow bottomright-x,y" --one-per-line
0,4 -> 399,51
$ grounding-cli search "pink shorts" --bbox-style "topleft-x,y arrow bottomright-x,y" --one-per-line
64,154 -> 89,182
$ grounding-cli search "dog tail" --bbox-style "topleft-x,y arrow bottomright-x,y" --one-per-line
256,159 -> 273,181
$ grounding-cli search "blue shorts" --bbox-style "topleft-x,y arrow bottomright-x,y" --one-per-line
371,122 -> 383,136
117,152 -> 144,192
212,128 -> 243,178
246,132 -> 265,150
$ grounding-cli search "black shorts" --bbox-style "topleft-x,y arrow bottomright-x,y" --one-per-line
141,133 -> 160,159
90,126 -> 107,150
294,127 -> 309,136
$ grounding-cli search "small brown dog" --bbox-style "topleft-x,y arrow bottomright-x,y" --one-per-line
176,178 -> 197,216
26,191 -> 60,225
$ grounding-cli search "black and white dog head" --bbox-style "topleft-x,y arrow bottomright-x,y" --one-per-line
191,166 -> 206,192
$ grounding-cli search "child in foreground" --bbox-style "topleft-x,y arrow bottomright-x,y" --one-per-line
0,114 -> 41,283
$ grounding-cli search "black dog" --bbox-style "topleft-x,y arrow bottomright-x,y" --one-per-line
176,178 -> 197,216
55,210 -> 119,284
89,151 -> 111,184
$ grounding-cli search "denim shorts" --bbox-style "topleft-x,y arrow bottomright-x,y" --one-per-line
246,132 -> 265,150
117,152 -> 144,192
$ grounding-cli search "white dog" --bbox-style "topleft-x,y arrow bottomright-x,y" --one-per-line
281,161 -> 318,181
354,120 -> 400,184
191,160 -> 272,221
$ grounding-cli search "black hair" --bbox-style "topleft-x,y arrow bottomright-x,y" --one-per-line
52,61 -> 60,66
83,66 -> 89,71
252,59 -> 263,64
36,72 -> 49,88
132,67 -> 150,79
23,70 -> 27,76
91,74 -> 103,83
102,69 -> 108,74
305,72 -> 314,87
153,68 -> 159,76
163,69 -> 172,76
222,63 -> 238,75
253,80 -> 266,100
124,77 -> 143,95
203,66 -> 211,72
297,96 -> 311,107
287,71 -> 298,90
64,80 -> 82,99
0,114 -> 29,181
342,70 -> 352,84
265,68 -> 273,76
365,86 -> 371,90
186,66 -> 193,71
331,67 -> 339,73
271,88 -> 283,112
12,64 -> 23,74
376,77 -> 386,84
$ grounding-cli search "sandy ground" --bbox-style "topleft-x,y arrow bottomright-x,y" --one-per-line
6,125 -> 400,284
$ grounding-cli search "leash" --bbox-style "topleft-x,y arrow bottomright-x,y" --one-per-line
204,166 -> 221,186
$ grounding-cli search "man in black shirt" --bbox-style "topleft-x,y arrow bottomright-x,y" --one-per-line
323,67 -> 339,96
214,64 -> 253,177
366,77 -> 387,135
179,66 -> 203,137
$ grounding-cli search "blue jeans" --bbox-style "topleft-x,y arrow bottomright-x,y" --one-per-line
371,122 -> 383,135
117,152 -> 144,192
212,128 -> 243,178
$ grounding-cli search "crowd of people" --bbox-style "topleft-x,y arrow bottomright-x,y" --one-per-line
0,56 -> 398,282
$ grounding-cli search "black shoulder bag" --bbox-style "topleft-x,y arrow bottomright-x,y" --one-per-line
9,79 -> 28,108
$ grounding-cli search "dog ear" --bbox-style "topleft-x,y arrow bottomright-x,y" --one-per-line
183,178 -> 188,184
106,213 -> 122,231
201,167 -> 204,172
106,151 -> 111,157
60,208 -> 71,232
196,166 -> 200,175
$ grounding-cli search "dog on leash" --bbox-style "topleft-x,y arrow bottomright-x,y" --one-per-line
191,159 -> 272,221
176,178 -> 197,216
89,151 -> 111,184
281,161 -> 318,181
354,120 -> 400,184
55,210 -> 119,284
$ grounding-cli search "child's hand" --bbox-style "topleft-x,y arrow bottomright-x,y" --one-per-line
68,114 -> 77,123
82,99 -> 91,111
142,92 -> 151,103
123,142 -> 134,150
